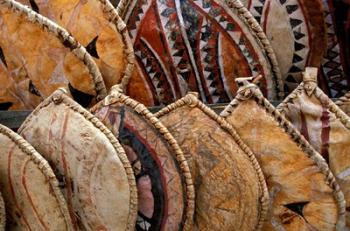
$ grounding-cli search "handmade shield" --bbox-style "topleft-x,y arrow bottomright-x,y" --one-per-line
221,81 -> 346,230
278,67 -> 350,227
0,123 -> 73,230
18,89 -> 137,230
90,87 -> 194,230
155,93 -> 269,230
0,0 -> 106,110
118,0 -> 283,106
18,0 -> 134,91
242,0 -> 326,92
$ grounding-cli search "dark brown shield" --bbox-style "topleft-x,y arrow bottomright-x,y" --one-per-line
117,0 -> 283,106
0,0 -> 106,110
278,67 -> 350,227
155,93 -> 269,230
0,123 -> 73,230
18,89 -> 137,230
90,87 -> 195,230
221,80 -> 346,230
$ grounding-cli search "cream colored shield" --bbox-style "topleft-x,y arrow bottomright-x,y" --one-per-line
18,89 -> 137,230
278,67 -> 350,228
0,0 -> 106,110
221,80 -> 346,230
91,87 -> 194,230
154,93 -> 269,231
0,123 -> 73,230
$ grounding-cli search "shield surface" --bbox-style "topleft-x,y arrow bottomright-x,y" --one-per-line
278,67 -> 350,227
0,0 -> 106,110
118,0 -> 283,106
221,81 -> 346,230
18,0 -> 135,91
91,87 -> 195,231
155,93 -> 269,230
0,123 -> 73,230
18,89 -> 137,230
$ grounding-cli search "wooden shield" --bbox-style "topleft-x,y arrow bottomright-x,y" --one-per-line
18,0 -> 135,91
18,89 -> 137,230
90,87 -> 195,230
118,0 -> 284,106
242,0 -> 326,92
278,67 -> 350,227
155,93 -> 269,230
0,123 -> 73,230
221,81 -> 346,230
0,0 -> 106,110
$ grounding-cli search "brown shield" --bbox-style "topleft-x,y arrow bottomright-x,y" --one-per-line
278,67 -> 350,227
154,93 -> 269,230
0,0 -> 106,110
17,0 -> 135,91
18,89 -> 137,230
221,80 -> 346,230
117,0 -> 283,106
0,123 -> 73,230
90,87 -> 195,230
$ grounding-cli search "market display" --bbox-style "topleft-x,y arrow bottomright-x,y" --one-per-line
221,80 -> 346,230
91,86 -> 195,231
0,123 -> 73,230
156,93 -> 269,230
18,89 -> 137,230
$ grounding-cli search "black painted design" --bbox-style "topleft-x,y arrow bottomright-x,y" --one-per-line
85,36 -> 99,59
29,0 -> 39,13
0,102 -> 12,110
284,201 -> 309,217
28,80 -> 41,97
0,46 -> 7,68
68,83 -> 93,108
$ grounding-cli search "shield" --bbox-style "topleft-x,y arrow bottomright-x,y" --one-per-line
155,93 -> 269,230
18,89 -> 137,230
117,0 -> 283,106
0,0 -> 106,110
17,0 -> 135,92
221,80 -> 346,230
0,123 -> 73,230
278,67 -> 350,227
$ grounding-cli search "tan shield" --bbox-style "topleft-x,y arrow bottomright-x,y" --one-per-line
221,80 -> 346,230
90,87 -> 194,230
154,93 -> 269,230
18,89 -> 137,230
278,67 -> 350,227
17,0 -> 134,91
0,0 -> 106,110
117,0 -> 283,106
0,123 -> 73,230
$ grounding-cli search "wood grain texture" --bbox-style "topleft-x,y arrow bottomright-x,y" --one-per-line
279,72 -> 350,228
18,0 -> 134,91
0,0 -> 106,110
156,93 -> 269,231
221,84 -> 346,230
91,89 -> 194,231
18,89 -> 137,230
0,123 -> 73,230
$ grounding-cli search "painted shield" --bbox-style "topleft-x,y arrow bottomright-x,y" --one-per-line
0,0 -> 106,110
220,81 -> 346,230
118,0 -> 284,106
18,0 -> 135,91
0,123 -> 73,230
90,88 -> 195,231
155,93 -> 269,230
242,0 -> 326,92
18,89 -> 137,230
278,67 -> 350,227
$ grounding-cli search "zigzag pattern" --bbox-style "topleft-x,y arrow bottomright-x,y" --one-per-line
128,1 -> 152,42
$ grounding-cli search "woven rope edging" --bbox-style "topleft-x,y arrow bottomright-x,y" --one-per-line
155,93 -> 270,231
0,123 -> 74,230
220,84 -> 347,230
0,0 -> 107,101
98,88 -> 195,230
18,89 -> 138,231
